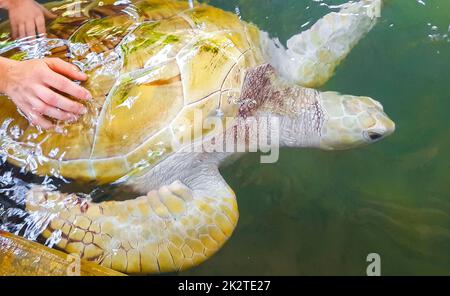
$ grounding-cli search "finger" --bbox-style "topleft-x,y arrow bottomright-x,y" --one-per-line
35,86 -> 88,115
35,15 -> 46,37
45,73 -> 91,102
18,23 -> 26,39
40,6 -> 57,19
44,58 -> 88,82
11,23 -> 17,39
13,99 -> 30,118
28,110 -> 54,130
29,97 -> 78,122
15,100 -> 54,130
42,71 -> 91,102
25,19 -> 36,39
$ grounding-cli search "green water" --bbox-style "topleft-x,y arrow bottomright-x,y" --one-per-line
1,0 -> 449,275
182,0 -> 450,276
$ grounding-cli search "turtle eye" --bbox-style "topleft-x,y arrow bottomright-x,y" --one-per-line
368,132 -> 383,141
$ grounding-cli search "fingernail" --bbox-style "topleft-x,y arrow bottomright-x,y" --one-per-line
81,107 -> 88,114
85,91 -> 92,100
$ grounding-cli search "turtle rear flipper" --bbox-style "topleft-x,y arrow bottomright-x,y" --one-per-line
26,166 -> 238,274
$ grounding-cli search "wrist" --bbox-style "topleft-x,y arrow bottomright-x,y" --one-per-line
0,57 -> 18,95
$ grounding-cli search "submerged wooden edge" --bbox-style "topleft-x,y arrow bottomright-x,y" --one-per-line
0,231 -> 125,276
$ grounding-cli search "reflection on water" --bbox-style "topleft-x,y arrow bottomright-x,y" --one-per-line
183,0 -> 450,276
0,0 -> 449,275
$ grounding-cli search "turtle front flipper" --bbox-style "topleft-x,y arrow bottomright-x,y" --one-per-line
25,168 -> 239,274
261,0 -> 384,88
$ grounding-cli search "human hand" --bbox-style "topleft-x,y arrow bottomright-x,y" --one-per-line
4,0 -> 56,39
0,57 -> 92,130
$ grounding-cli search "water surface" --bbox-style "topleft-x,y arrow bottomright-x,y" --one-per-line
1,0 -> 449,275
184,0 -> 450,276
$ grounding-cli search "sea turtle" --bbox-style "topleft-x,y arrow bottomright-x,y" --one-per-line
0,0 -> 394,274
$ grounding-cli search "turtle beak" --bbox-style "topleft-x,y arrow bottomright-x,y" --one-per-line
317,92 -> 396,150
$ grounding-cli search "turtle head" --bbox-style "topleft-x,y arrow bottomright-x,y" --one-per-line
240,64 -> 394,151
317,92 -> 395,150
